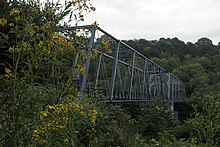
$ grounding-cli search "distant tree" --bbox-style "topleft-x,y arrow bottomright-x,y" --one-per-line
142,47 -> 160,58
155,38 -> 175,53
186,42 -> 198,56
196,37 -> 213,46
138,39 -> 150,46
152,55 -> 181,72
172,63 -> 208,96
183,57 -> 212,71
171,37 -> 188,59
195,37 -> 215,55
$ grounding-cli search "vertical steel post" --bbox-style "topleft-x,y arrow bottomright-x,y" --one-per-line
94,53 -> 103,90
137,70 -> 141,100
159,69 -> 164,100
80,28 -> 96,93
137,69 -> 141,99
174,78 -> 177,101
177,80 -> 180,101
167,75 -> 174,112
153,65 -> 157,98
183,82 -> 186,101
148,63 -> 153,100
103,59 -> 110,95
181,82 -> 184,101
181,81 -> 184,101
110,41 -> 120,102
117,65 -> 123,99
146,61 -> 151,100
171,76 -> 174,101
167,73 -> 171,101
142,59 -> 147,100
129,51 -> 136,100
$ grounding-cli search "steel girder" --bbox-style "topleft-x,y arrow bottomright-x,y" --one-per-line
61,25 -> 186,103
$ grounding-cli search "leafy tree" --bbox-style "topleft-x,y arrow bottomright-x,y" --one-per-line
195,37 -> 216,55
142,47 -> 160,58
172,63 -> 208,96
136,100 -> 177,140
152,55 -> 181,72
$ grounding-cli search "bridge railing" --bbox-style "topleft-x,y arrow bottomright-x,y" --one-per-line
61,25 -> 186,103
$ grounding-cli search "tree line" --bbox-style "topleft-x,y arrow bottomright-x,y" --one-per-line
124,37 -> 220,97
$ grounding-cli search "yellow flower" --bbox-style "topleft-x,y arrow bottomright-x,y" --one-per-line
9,46 -> 16,53
22,41 -> 28,48
48,105 -> 55,110
53,32 -> 60,38
81,49 -> 87,58
4,68 -> 12,78
75,104 -> 82,112
80,111 -> 86,117
9,23 -> 14,27
58,125 -> 64,129
0,18 -> 7,26
10,8 -> 20,15
64,138 -> 69,144
42,22 -> 51,32
40,111 -> 48,119
15,16 -> 21,21
89,109 -> 97,124
32,129 -> 40,141
69,101 -> 76,107
101,39 -> 112,53
38,40 -> 43,48
77,64 -> 86,74
91,118 -> 96,124
190,137 -> 198,144
90,109 -> 97,115
91,49 -> 98,59
27,27 -> 36,36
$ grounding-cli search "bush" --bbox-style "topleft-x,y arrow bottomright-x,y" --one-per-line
92,103 -> 137,146
32,95 -> 98,146
136,100 -> 178,140
171,93 -> 220,146
0,0 -> 95,146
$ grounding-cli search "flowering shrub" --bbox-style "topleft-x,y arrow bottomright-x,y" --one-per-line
0,0 -> 96,146
32,95 -> 98,146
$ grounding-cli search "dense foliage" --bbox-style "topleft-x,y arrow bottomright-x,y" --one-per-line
124,37 -> 220,146
125,37 -> 219,96
1,0 -> 220,146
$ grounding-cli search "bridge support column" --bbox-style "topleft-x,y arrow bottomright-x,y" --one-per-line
166,73 -> 171,101
80,28 -> 96,93
110,41 -> 120,102
142,59 -> 147,100
129,51 -> 136,101
94,53 -> 103,90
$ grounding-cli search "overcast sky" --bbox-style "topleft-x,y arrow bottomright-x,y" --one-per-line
79,0 -> 220,45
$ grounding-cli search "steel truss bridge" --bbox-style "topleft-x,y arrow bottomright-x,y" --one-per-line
62,25 -> 186,105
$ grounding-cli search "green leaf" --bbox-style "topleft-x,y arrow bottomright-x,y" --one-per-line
64,2 -> 72,11
59,10 -> 71,20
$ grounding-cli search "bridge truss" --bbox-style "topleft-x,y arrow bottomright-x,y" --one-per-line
62,25 -> 186,103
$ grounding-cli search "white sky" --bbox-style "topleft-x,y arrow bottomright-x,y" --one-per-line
78,0 -> 220,45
